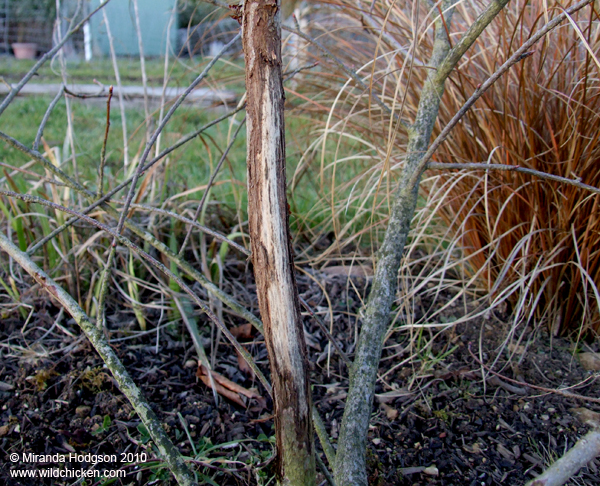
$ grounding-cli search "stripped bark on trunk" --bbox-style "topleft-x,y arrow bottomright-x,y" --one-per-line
241,1 -> 316,484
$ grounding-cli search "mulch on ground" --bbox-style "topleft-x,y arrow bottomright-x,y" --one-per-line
1,258 -> 599,485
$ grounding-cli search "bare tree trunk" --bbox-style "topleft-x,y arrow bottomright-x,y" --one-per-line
242,1 -> 316,485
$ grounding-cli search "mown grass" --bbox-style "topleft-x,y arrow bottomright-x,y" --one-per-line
0,95 -> 247,209
1,56 -> 246,92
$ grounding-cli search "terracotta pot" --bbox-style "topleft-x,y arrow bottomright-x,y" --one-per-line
12,43 -> 38,60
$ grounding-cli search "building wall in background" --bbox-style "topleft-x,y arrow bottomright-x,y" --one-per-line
90,0 -> 176,58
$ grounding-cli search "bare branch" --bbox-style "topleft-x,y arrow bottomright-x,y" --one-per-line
468,343 -> 600,404
243,1 -> 315,482
115,32 -> 242,236
435,0 -> 511,83
0,190 -> 272,396
427,162 -> 600,195
118,202 -> 250,256
33,85 -> 64,152
178,117 -> 246,256
101,2 -> 129,167
97,86 -> 114,199
25,106 -> 244,255
525,429 -> 600,486
334,2 -> 458,483
282,24 -> 394,117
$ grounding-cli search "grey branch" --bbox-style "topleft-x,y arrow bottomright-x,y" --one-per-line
525,429 -> 600,486
0,232 -> 198,486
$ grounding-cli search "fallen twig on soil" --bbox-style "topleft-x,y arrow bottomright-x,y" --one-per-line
468,343 -> 600,404
525,429 -> 600,486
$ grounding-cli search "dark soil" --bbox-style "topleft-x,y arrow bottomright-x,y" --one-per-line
1,260 -> 599,485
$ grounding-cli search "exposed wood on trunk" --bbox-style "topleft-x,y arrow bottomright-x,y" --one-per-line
241,1 -> 316,484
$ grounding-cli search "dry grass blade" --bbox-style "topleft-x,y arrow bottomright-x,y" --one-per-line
0,189 -> 272,396
427,0 -> 600,334
290,0 -> 600,336
0,231 -> 198,486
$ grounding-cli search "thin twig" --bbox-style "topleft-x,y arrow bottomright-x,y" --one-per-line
25,106 -> 244,255
0,131 -> 83,193
101,0 -> 129,167
467,343 -> 600,404
0,189 -> 272,397
360,13 -> 424,67
283,61 -> 320,81
33,85 -> 64,152
97,86 -> 113,199
0,232 -> 198,486
115,32 -> 242,236
282,24 -> 394,117
412,0 -> 596,187
131,0 -> 151,143
116,202 -> 250,256
96,248 -> 115,331
0,162 -> 66,187
155,1 -> 178,159
299,296 -> 350,367
178,117 -> 246,256
4,129 -> 263,342
426,162 -> 600,195
149,104 -> 247,169
315,452 -> 336,486
63,86 -> 107,99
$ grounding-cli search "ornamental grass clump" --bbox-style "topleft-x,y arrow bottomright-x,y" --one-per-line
431,0 -> 600,335
291,0 -> 600,336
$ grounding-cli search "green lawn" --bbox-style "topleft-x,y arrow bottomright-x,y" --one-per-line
0,94 -> 248,212
1,56 -> 246,93
0,57 -> 385,247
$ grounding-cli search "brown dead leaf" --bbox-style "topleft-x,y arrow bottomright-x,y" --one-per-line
375,388 -> 412,404
0,425 -> 13,437
197,374 -> 245,407
230,323 -> 254,340
197,365 -> 262,403
381,402 -> 398,420
508,343 -> 526,355
571,407 -> 600,429
464,442 -> 485,454
250,414 -> 274,424
579,352 -> 600,371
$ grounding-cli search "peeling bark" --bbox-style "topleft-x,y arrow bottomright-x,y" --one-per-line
242,1 -> 316,485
